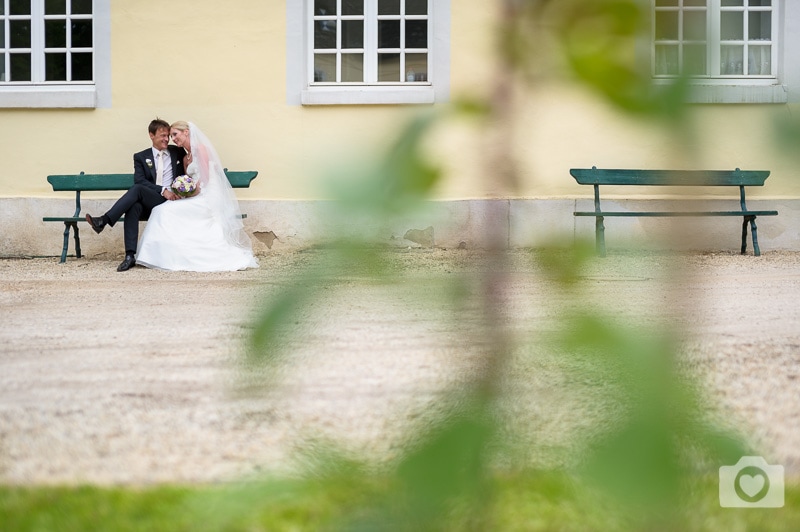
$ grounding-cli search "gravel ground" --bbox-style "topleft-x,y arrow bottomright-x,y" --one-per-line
0,248 -> 798,485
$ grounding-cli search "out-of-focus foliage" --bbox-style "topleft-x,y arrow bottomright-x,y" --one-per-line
774,109 -> 800,162
499,0 -> 691,121
239,1 -> 767,530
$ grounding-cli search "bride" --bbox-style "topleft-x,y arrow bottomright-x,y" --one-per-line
136,121 -> 259,271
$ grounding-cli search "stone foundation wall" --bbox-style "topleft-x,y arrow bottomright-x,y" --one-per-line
1,197 -> 796,259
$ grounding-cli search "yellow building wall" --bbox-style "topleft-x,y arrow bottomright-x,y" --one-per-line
2,1 -> 798,201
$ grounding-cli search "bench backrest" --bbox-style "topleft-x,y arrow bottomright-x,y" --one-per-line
47,169 -> 258,191
570,168 -> 770,187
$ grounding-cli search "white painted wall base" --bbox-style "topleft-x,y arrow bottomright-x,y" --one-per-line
1,198 -> 796,259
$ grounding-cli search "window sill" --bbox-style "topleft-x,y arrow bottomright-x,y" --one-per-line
684,84 -> 788,104
0,85 -> 97,108
301,85 -> 436,106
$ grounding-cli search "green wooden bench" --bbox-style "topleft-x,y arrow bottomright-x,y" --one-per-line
44,170 -> 258,263
571,167 -> 778,257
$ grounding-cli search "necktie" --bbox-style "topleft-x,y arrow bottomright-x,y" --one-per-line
155,151 -> 165,186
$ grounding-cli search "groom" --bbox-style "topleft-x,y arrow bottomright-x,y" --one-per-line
85,118 -> 186,271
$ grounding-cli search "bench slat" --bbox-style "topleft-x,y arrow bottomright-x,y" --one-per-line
570,168 -> 770,187
48,174 -> 133,191
44,214 -> 245,222
574,211 -> 778,217
47,170 -> 257,191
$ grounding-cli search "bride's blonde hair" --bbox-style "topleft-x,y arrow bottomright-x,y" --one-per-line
170,120 -> 189,132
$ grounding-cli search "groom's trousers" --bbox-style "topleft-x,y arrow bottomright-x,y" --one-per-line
104,184 -> 166,254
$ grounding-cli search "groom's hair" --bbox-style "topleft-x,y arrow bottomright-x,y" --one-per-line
149,118 -> 170,135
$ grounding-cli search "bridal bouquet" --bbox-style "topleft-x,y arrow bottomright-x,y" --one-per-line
171,174 -> 197,197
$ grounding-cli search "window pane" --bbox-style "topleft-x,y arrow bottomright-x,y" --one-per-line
684,43 -> 706,75
9,0 -> 31,15
721,0 -> 743,6
684,0 -> 706,5
406,0 -> 427,15
342,20 -> 363,49
748,45 -> 770,74
45,20 -> 67,48
405,52 -> 427,81
70,0 -> 92,15
45,0 -> 66,15
71,51 -> 92,80
45,52 -> 67,80
720,45 -> 743,74
315,0 -> 336,16
378,20 -> 400,48
0,24 -> 4,45
405,20 -> 427,48
655,0 -> 679,5
342,0 -> 363,16
0,62 -> 5,82
378,0 -> 400,15
341,53 -> 363,81
721,11 -> 743,40
749,0 -> 771,5
314,54 -> 336,82
71,19 -> 92,47
655,11 -> 679,40
654,45 -> 679,75
684,11 -> 706,40
315,20 -> 337,49
10,20 -> 31,48
10,53 -> 31,80
378,53 -> 399,81
749,12 -> 771,40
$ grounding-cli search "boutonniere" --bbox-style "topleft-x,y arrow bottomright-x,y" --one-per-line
146,158 -> 153,168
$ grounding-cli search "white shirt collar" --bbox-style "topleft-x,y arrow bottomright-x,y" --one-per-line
152,147 -> 169,158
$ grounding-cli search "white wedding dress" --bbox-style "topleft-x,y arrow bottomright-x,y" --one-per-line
136,159 -> 259,272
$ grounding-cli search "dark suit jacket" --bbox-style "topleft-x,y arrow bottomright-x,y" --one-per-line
133,145 -> 187,194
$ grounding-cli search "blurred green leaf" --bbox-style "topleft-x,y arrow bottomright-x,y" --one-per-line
533,241 -> 595,287
773,110 -> 800,161
342,398 -> 494,531
249,282 -> 312,365
330,111 -> 443,218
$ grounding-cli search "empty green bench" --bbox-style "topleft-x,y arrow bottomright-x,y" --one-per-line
44,170 -> 258,263
571,167 -> 778,257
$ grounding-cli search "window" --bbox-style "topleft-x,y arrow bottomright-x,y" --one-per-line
287,0 -> 451,105
652,0 -> 786,103
0,0 -> 110,108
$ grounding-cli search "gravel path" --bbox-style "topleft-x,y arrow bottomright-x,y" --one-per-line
0,249 -> 798,485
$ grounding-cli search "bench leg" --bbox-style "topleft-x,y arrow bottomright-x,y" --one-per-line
740,215 -> 761,257
73,223 -> 82,259
595,216 -> 606,257
749,215 -> 761,257
58,222 -> 81,263
59,222 -> 72,263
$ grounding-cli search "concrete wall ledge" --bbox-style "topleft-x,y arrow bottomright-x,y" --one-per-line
2,198 -> 797,259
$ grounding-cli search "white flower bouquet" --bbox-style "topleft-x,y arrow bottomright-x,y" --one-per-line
171,174 -> 198,197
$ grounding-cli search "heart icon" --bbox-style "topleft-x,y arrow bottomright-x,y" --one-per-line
738,473 -> 766,498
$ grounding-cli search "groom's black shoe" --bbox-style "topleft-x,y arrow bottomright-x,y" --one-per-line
85,214 -> 106,234
117,254 -> 136,272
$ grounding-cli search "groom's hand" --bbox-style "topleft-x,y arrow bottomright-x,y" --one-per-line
162,189 -> 180,201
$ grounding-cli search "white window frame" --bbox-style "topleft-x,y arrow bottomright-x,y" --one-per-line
651,0 -> 787,104
287,0 -> 451,106
0,0 -> 111,108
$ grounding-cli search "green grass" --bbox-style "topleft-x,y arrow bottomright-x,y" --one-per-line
2,471 -> 798,531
